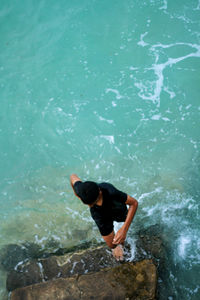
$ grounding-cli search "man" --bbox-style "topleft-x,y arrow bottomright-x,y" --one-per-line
70,174 -> 138,261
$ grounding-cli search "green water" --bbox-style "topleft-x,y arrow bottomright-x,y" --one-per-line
0,0 -> 200,299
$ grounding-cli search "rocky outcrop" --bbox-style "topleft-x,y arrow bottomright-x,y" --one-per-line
3,224 -> 166,299
7,245 -> 118,291
10,260 -> 157,300
135,225 -> 166,262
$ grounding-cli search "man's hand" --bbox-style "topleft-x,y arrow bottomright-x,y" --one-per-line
113,227 -> 127,245
70,174 -> 81,187
112,244 -> 124,261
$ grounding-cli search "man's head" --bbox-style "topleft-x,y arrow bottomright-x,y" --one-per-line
77,181 -> 100,205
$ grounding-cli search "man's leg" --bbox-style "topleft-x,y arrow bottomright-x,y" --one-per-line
102,231 -> 124,261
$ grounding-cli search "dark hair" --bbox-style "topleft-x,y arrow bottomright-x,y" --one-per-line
78,181 -> 99,205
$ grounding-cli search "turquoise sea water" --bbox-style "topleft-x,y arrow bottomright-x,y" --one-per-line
0,0 -> 200,298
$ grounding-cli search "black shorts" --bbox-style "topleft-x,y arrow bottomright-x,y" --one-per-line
91,206 -> 128,236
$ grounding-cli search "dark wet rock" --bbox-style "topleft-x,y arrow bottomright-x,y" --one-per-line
0,239 -> 96,274
58,245 -> 119,277
135,224 -> 169,300
10,260 -> 157,300
6,261 -> 43,292
6,224 -> 166,298
0,243 -> 41,271
40,256 -> 61,280
135,224 -> 166,263
6,224 -> 165,293
7,245 -> 118,291
0,244 -> 27,271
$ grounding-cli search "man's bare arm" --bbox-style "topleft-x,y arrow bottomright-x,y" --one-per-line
70,174 -> 82,197
102,195 -> 138,247
113,195 -> 138,245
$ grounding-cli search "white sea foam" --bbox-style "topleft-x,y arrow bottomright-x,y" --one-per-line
38,262 -> 45,281
98,115 -> 114,124
151,114 -> 161,120
161,196 -> 196,224
129,66 -> 139,71
126,236 -> 136,261
95,163 -> 100,169
65,207 -> 90,222
114,146 -> 122,154
137,32 -> 149,47
159,0 -> 168,10
112,101 -> 117,107
163,86 -> 176,99
135,42 -> 200,106
70,261 -> 78,273
147,19 -> 151,28
162,117 -> 170,121
196,0 -> 200,10
14,259 -> 28,271
138,187 -> 163,204
34,235 -> 48,248
142,203 -> 160,217
94,111 -> 114,124
52,234 -> 61,241
105,88 -> 124,99
190,139 -> 198,149
177,235 -> 191,259
100,135 -> 115,144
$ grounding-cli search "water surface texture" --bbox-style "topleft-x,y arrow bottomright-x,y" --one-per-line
0,0 -> 200,299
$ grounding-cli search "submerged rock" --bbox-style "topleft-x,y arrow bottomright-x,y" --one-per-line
10,260 -> 157,300
0,243 -> 41,271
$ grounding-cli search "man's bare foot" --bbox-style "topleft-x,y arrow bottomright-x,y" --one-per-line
112,244 -> 124,261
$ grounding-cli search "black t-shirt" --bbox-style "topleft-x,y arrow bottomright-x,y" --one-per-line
74,181 -> 128,236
